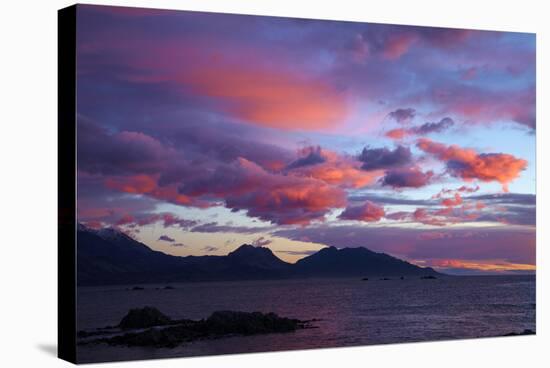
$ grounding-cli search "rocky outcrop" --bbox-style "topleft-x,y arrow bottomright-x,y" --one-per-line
80,308 -> 315,348
118,307 -> 173,329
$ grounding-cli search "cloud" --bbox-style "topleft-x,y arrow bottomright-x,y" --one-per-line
251,236 -> 273,247
115,212 -> 198,229
358,145 -> 412,170
286,146 -> 326,169
190,222 -> 274,234
433,185 -> 479,199
412,208 -> 446,226
77,119 -> 177,175
385,128 -> 408,140
288,148 -> 383,188
385,211 -> 411,221
381,168 -> 434,188
183,63 -> 348,130
477,205 -> 535,226
349,194 -> 436,206
424,259 -> 535,273
158,235 -> 175,242
388,108 -> 416,123
386,117 -> 454,140
382,33 -> 417,60
441,193 -> 463,207
417,138 -> 527,191
202,246 -> 219,252
430,84 -> 535,130
466,193 -> 535,205
105,174 -> 208,207
412,117 -> 455,135
180,157 -> 347,225
338,201 -> 385,222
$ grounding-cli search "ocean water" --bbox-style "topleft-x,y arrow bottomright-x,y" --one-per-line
76,275 -> 535,363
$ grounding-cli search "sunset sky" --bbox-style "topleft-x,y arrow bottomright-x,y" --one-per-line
76,5 -> 536,275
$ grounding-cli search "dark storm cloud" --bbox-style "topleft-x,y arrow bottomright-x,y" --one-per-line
358,145 -> 412,170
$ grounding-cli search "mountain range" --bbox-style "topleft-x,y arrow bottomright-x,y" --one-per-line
76,224 -> 440,286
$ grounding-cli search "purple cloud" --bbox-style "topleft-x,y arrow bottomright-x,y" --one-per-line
158,235 -> 175,242
411,117 -> 455,135
251,237 -> 273,247
358,145 -> 412,171
388,108 -> 416,123
382,168 -> 434,188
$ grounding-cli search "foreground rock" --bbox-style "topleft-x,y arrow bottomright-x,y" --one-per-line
118,307 -> 173,329
81,309 -> 315,348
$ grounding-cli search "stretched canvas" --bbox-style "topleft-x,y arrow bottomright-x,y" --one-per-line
58,4 -> 536,364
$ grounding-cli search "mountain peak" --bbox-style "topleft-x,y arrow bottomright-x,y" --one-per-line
229,244 -> 274,257
319,246 -> 338,253
227,244 -> 289,269
295,244 -> 439,277
97,227 -> 135,243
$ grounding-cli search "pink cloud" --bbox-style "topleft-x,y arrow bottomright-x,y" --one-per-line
338,201 -> 385,222
417,138 -> 527,191
182,63 -> 348,130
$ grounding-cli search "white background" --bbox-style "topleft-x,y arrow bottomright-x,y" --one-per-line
0,0 -> 548,366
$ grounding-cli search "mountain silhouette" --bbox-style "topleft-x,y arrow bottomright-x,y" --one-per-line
294,246 -> 438,277
77,225 -> 439,286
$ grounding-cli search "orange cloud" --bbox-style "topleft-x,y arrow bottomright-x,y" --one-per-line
441,193 -> 463,207
287,148 -> 383,188
417,138 -> 527,191
428,259 -> 535,272
385,128 -> 408,140
184,65 -> 348,130
105,174 -> 197,206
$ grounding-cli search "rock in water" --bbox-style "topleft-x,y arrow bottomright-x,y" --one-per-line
86,310 -> 313,348
206,311 -> 300,335
118,307 -> 173,329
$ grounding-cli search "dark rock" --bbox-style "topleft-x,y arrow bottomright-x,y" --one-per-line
380,277 -> 391,280
85,309 -> 314,348
118,307 -> 173,329
206,310 -> 301,335
400,276 -> 404,280
163,285 -> 175,290
131,286 -> 144,291
420,275 -> 437,279
361,277 -> 369,281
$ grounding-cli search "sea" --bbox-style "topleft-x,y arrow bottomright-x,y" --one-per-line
76,275 -> 536,363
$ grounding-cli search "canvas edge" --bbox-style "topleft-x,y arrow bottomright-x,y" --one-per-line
58,4 -> 77,364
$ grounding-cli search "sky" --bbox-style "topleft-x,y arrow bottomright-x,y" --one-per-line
75,5 -> 536,275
